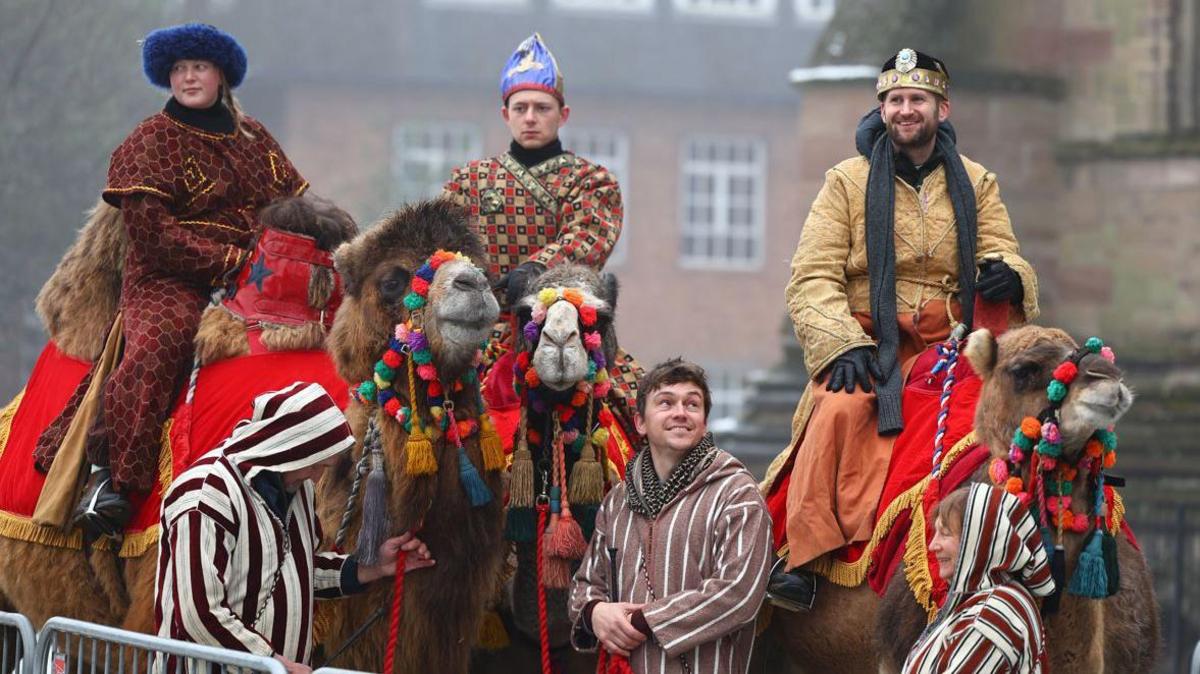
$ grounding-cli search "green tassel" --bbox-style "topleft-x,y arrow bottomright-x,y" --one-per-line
1102,530 -> 1121,596
1068,530 -> 1108,599
505,507 -> 536,542
457,445 -> 492,507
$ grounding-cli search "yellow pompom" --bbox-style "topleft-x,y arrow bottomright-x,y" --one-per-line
538,288 -> 559,306
374,373 -> 391,390
591,428 -> 610,448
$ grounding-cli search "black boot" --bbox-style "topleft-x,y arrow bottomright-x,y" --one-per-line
72,468 -> 132,543
766,556 -> 817,612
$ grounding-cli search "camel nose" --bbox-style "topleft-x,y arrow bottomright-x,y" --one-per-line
452,269 -> 486,293
541,324 -> 579,348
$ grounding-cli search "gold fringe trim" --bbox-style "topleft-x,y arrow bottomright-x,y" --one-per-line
0,389 -> 26,465
1109,490 -> 1125,535
0,412 -> 169,559
807,431 -> 977,593
903,498 -> 939,622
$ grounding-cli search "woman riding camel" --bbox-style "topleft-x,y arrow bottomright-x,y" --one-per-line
34,23 -> 308,540
903,483 -> 1055,673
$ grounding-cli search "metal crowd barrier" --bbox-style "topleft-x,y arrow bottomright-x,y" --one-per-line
312,669 -> 374,674
0,611 -> 36,673
35,617 -> 287,674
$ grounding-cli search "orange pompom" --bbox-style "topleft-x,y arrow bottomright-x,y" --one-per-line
1103,451 -> 1117,469
1020,417 -> 1041,439
562,288 -> 584,307
1005,476 -> 1024,494
1085,439 -> 1103,458
570,390 -> 588,407
1059,509 -> 1074,528
1058,466 -> 1078,482
525,368 -> 541,388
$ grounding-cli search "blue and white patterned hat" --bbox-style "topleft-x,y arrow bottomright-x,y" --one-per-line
499,33 -> 563,104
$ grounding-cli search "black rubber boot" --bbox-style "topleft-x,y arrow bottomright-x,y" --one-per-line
766,556 -> 817,612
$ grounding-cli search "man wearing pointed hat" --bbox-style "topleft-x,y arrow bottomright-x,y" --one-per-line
442,34 -> 642,447
764,49 -> 1039,611
441,32 -> 642,653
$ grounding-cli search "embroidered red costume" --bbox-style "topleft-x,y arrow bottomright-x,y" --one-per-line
36,110 -> 307,493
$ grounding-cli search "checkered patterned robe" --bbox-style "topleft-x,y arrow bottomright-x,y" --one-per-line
442,150 -> 623,286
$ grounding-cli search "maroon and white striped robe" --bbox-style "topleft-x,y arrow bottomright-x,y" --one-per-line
903,483 -> 1055,674
569,448 -> 772,674
155,382 -> 356,663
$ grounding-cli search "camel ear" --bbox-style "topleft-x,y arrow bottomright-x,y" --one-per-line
965,328 -> 998,380
601,272 -> 619,311
333,241 -> 360,297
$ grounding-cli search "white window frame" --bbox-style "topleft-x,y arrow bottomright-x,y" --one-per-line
678,135 -> 767,271
561,127 -> 632,266
673,0 -> 778,20
391,122 -> 483,205
552,0 -> 654,13
794,0 -> 835,22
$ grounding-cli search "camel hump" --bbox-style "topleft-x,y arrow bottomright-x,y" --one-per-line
34,197 -> 127,362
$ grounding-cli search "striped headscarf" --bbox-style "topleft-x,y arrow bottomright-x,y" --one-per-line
218,382 -> 354,481
904,483 -> 1054,673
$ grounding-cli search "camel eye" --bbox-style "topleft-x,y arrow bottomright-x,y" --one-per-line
377,268 -> 411,303
1006,360 -> 1046,393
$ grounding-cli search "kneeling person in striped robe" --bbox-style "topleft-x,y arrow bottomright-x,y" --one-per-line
903,483 -> 1055,673
569,359 -> 772,674
155,382 -> 434,672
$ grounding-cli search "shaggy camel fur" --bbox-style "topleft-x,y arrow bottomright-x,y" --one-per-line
314,199 -> 505,674
0,196 -> 354,636
769,326 -> 1160,673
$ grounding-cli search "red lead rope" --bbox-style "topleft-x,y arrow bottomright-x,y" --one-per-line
383,550 -> 408,674
536,503 -> 552,674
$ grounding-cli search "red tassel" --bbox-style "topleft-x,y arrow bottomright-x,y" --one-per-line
547,507 -> 588,560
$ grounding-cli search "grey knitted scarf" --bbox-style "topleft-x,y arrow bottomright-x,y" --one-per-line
625,433 -> 718,518
855,108 -> 977,435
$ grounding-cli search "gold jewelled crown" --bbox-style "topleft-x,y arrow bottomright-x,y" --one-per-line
876,48 -> 950,99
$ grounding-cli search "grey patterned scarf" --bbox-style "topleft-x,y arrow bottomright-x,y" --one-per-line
625,433 -> 718,518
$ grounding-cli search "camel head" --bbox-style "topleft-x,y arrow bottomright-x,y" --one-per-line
964,325 -> 1133,460
513,264 -> 620,393
329,199 -> 498,385
196,195 -> 359,365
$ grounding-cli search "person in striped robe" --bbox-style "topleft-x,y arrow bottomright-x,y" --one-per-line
903,483 -> 1055,673
568,359 -> 772,674
154,382 -> 434,673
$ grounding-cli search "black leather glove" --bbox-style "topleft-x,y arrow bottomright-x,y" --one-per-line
977,259 -> 1024,305
496,261 -> 546,307
823,346 -> 885,394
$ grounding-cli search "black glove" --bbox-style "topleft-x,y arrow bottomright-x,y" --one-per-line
823,346 -> 885,394
977,259 -> 1024,305
496,261 -> 546,307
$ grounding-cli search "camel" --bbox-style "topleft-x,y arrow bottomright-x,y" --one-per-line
473,264 -> 635,673
0,195 -> 356,634
768,325 -> 1160,673
313,200 -> 506,674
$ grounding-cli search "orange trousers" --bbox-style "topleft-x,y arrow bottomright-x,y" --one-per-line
784,300 -> 955,571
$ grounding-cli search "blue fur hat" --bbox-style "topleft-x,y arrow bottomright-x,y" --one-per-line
141,23 -> 247,89
499,33 -> 563,104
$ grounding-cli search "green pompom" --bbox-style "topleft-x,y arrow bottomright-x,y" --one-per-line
1037,439 -> 1062,458
412,349 -> 433,365
1084,337 -> 1104,353
374,361 -> 395,381
1012,431 -> 1035,451
358,380 -> 378,402
1047,380 -> 1067,403
1095,429 -> 1118,451
403,292 -> 426,310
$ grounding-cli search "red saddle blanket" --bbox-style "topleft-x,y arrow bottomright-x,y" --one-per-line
0,341 -> 348,557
